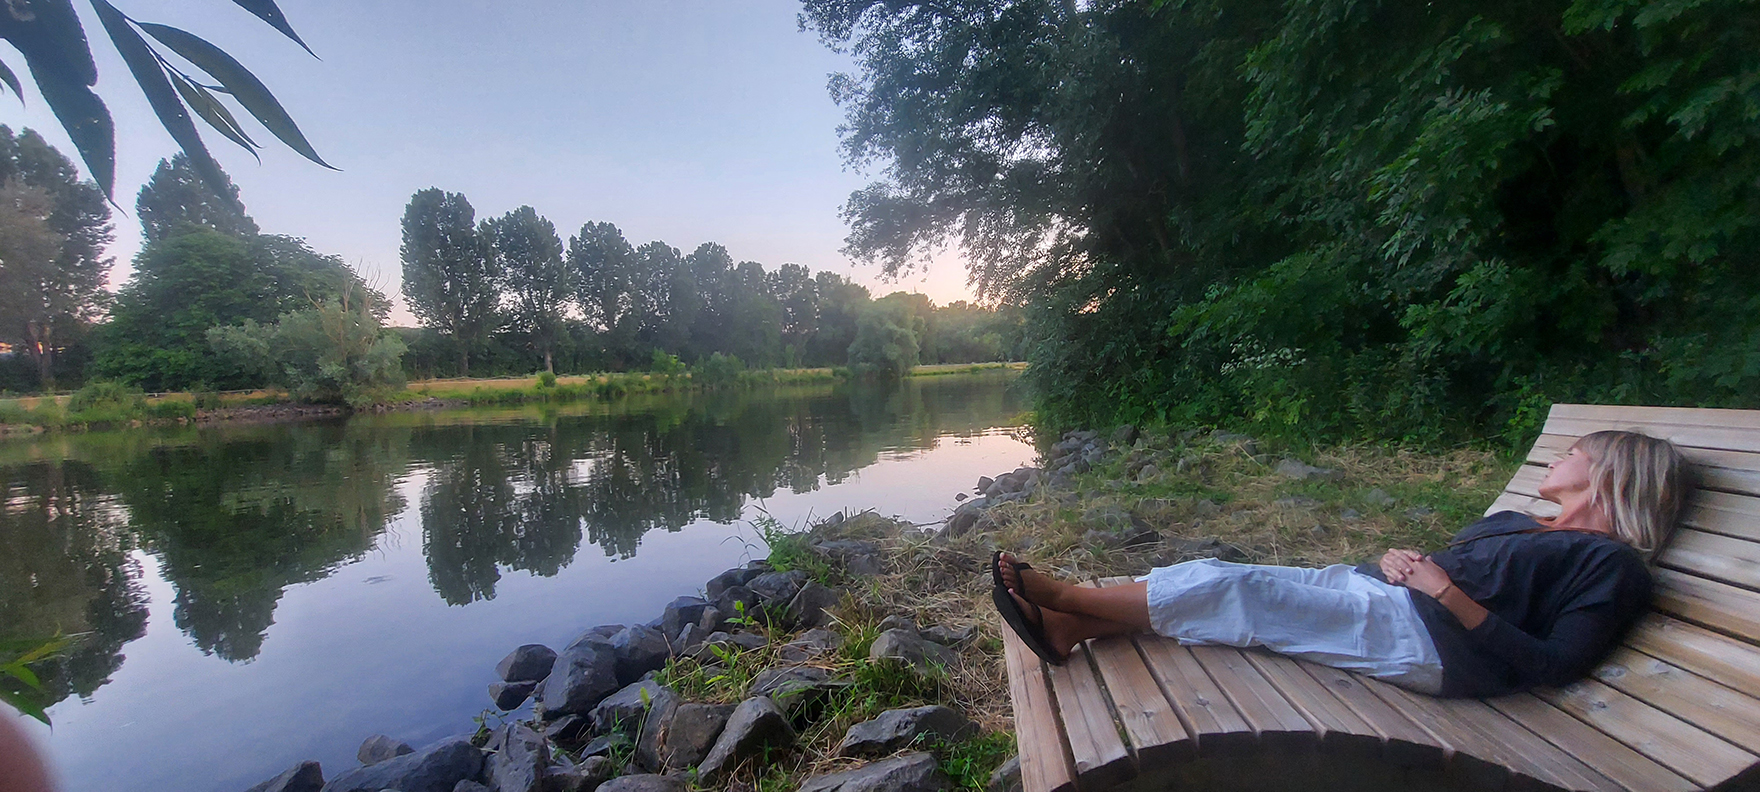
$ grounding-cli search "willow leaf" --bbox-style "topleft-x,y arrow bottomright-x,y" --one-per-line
1,0 -> 113,196
0,59 -> 22,102
90,0 -> 230,201
139,22 -> 334,169
168,67 -> 260,156
227,0 -> 314,56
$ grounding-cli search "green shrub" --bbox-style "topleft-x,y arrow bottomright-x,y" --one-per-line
208,293 -> 407,408
649,350 -> 686,376
144,400 -> 197,420
537,371 -> 557,388
693,352 -> 747,388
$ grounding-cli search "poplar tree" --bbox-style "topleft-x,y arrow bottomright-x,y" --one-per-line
486,206 -> 568,373
399,188 -> 499,376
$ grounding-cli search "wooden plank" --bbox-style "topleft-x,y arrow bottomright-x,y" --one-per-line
1529,433 -> 1760,496
1240,651 -> 1383,757
1003,624 -> 1078,792
1046,641 -> 1135,789
1380,682 -> 1622,791
1625,613 -> 1760,698
1188,645 -> 1318,753
1592,647 -> 1760,752
1486,490 -> 1562,519
1485,694 -> 1697,792
1654,568 -> 1760,643
1296,664 -> 1450,768
1540,678 -> 1758,788
1359,678 -> 1519,790
1659,529 -> 1760,592
1085,577 -> 1194,766
1544,404 -> 1760,454
1133,636 -> 1258,756
1503,467 -> 1760,545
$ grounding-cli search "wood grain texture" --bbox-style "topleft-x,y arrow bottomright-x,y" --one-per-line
1133,637 -> 1257,757
1485,693 -> 1697,792
1540,678 -> 1758,787
1004,621 -> 1078,792
1047,639 -> 1135,789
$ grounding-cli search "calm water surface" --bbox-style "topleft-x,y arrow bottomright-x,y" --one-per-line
0,373 -> 1033,792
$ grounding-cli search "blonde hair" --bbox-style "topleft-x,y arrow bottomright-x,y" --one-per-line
1572,430 -> 1688,558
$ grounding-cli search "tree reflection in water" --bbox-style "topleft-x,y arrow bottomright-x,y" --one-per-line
0,373 -> 1024,668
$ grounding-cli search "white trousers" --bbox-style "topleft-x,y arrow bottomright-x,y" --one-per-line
1140,559 -> 1444,694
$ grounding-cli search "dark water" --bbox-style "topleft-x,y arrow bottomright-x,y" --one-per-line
0,373 -> 1032,792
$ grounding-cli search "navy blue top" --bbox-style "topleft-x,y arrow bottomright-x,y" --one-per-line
1357,510 -> 1653,698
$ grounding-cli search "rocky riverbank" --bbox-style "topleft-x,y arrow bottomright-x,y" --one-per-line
235,425 -> 1507,792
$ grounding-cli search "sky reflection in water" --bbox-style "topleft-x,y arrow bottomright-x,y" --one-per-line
0,375 -> 1032,792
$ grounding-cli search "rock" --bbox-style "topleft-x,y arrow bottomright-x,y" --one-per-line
358,734 -> 414,766
877,614 -> 918,633
1274,495 -> 1321,508
1310,524 -> 1330,538
577,732 -> 632,759
714,585 -> 762,624
1275,458 -> 1342,481
846,554 -> 884,576
954,492 -> 967,501
1192,499 -> 1221,517
319,738 -> 482,792
747,570 -> 808,606
590,679 -> 678,736
658,702 -> 735,771
869,628 -> 957,676
490,680 -> 537,711
988,756 -> 1022,792
748,665 -> 843,716
919,625 -> 975,647
672,623 -> 702,656
1080,504 -> 1131,531
788,582 -> 841,628
945,497 -> 991,536
1365,488 -> 1396,506
496,644 -> 558,683
610,625 -> 671,685
728,631 -> 769,651
634,694 -> 681,771
660,596 -> 710,639
1082,529 -> 1119,549
245,761 -> 324,792
1162,537 -> 1249,564
487,723 -> 548,792
798,752 -> 950,792
454,781 -> 491,792
1135,464 -> 1161,482
976,475 -> 994,492
1405,506 -> 1437,520
697,696 -> 796,783
779,628 -> 844,662
541,637 -> 621,717
545,755 -> 614,792
597,775 -> 686,792
1111,424 -> 1140,446
567,625 -> 625,650
705,566 -> 762,600
1340,507 -> 1363,521
836,705 -> 977,757
542,715 -> 590,744
813,539 -> 881,561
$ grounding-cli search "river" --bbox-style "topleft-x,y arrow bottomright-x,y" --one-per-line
0,372 -> 1032,792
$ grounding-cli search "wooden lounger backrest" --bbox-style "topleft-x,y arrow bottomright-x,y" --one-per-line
1485,404 -> 1760,787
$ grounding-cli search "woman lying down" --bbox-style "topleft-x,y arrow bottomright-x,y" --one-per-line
992,431 -> 1685,697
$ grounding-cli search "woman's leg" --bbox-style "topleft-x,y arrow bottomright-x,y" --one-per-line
1004,588 -> 1141,659
999,552 -> 1151,629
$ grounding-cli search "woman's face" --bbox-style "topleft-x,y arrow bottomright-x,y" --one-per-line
1539,444 -> 1597,503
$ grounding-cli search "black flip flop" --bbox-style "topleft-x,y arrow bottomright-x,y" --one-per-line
993,581 -> 1064,665
990,550 -> 1034,588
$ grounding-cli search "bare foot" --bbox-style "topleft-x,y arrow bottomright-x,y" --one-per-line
1000,552 -> 1074,611
1008,589 -> 1084,660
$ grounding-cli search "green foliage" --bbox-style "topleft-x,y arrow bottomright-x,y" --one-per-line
693,352 -> 747,388
753,515 -> 837,587
0,635 -> 74,725
847,300 -> 921,379
136,152 -> 258,242
0,0 -> 324,200
936,731 -> 1016,790
400,188 -> 500,377
208,291 -> 407,408
648,350 -> 686,376
806,0 -> 1760,445
536,370 -> 557,388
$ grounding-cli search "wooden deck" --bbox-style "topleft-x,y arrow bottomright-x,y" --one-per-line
1005,404 -> 1760,792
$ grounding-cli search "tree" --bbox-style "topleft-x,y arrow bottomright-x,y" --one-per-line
135,153 -> 258,242
486,206 -> 567,373
400,188 -> 500,376
208,288 -> 406,408
0,0 -> 328,201
847,300 -> 919,379
0,126 -> 113,390
94,228 -> 375,390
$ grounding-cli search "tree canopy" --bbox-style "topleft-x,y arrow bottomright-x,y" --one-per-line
804,0 -> 1760,443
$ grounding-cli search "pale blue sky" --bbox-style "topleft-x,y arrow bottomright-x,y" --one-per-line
6,1 -> 972,323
